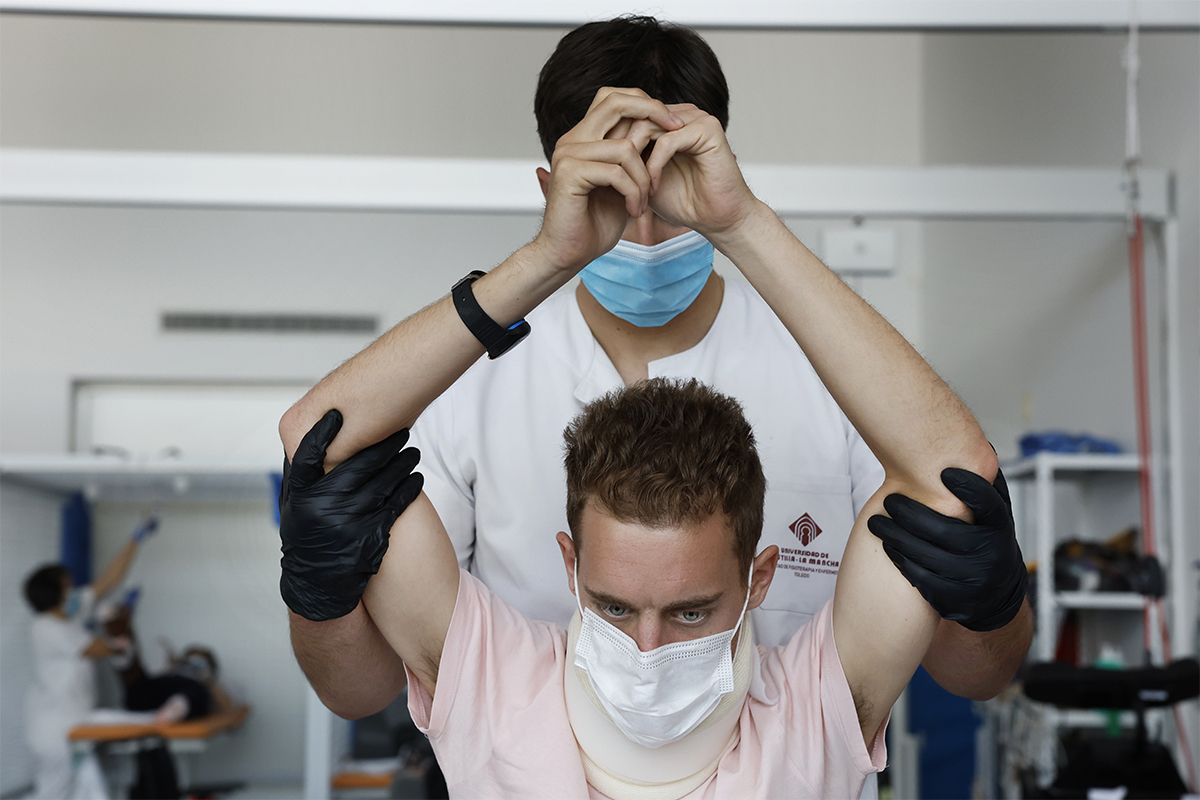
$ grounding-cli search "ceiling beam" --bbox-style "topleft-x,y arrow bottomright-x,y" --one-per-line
1,0 -> 1196,30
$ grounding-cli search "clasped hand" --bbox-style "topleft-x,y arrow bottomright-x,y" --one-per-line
532,87 -> 759,273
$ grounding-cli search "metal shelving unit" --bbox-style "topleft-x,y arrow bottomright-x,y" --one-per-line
1004,451 -> 1147,663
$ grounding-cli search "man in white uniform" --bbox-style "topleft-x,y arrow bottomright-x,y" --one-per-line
279,15 -> 1032,773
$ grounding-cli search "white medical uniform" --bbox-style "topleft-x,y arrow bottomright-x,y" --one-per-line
411,279 -> 885,648
26,587 -> 97,800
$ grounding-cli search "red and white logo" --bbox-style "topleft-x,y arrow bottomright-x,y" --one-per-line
789,513 -> 822,546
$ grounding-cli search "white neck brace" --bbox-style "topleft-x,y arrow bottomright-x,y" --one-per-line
564,610 -> 754,800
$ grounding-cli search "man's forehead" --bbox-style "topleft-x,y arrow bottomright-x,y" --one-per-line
577,503 -> 740,602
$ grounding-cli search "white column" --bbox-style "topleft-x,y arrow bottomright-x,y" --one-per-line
303,685 -> 332,800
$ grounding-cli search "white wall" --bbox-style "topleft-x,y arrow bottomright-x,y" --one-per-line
0,203 -> 544,453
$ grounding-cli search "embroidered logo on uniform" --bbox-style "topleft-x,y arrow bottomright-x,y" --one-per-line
789,513 -> 822,546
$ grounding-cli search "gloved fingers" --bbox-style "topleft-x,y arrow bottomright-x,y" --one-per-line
879,539 -> 996,623
879,493 -> 972,550
353,447 -> 421,507
324,428 -> 413,491
289,409 -> 344,489
868,513 -> 968,575
992,466 -> 1012,512
375,471 -> 424,528
354,427 -> 412,468
876,542 -> 946,610
352,523 -> 392,573
388,470 -> 424,513
961,574 -> 1028,632
940,468 -> 1011,530
280,570 -> 364,622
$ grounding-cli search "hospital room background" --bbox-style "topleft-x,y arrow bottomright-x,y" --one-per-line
0,3 -> 1197,799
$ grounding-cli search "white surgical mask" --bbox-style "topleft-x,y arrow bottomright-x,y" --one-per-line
572,560 -> 753,749
579,230 -> 715,327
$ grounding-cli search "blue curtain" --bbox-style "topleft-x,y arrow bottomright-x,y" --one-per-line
60,491 -> 92,586
910,665 -> 982,799
270,472 -> 284,526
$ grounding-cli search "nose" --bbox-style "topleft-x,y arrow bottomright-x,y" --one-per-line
620,210 -> 689,247
620,213 -> 659,246
632,617 -> 667,652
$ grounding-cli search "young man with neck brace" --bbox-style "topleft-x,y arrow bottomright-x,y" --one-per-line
282,21 -> 1032,750
279,63 -> 1025,793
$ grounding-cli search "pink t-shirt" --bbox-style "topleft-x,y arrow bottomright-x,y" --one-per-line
407,570 -> 886,799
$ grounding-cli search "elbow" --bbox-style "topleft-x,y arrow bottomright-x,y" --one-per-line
278,402 -> 309,464
898,432 -> 999,521
928,439 -> 999,521
323,696 -> 391,722
959,438 -> 999,487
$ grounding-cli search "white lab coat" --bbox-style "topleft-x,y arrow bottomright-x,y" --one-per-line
26,587 -> 97,800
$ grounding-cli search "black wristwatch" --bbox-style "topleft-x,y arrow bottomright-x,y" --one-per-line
451,271 -> 531,359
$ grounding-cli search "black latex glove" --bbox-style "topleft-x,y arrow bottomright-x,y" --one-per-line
279,409 -> 424,621
866,467 -> 1027,632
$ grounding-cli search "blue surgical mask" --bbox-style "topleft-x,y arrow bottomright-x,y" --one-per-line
579,231 -> 714,327
64,588 -> 83,618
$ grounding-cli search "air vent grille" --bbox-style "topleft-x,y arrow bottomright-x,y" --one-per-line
162,312 -> 378,335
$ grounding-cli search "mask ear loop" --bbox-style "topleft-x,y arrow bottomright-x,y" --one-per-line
574,557 -> 585,616
730,558 -> 756,639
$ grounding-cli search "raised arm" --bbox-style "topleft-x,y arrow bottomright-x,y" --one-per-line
641,104 -> 996,745
716,202 -> 996,744
279,89 -> 688,695
91,519 -> 156,599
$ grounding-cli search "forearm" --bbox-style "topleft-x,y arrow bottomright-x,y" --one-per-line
923,597 -> 1033,700
280,245 -> 571,467
289,604 -> 409,719
711,204 -> 995,504
92,540 -> 137,598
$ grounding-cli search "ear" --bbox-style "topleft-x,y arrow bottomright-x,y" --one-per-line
556,531 -> 578,597
748,546 -> 779,611
536,167 -> 551,200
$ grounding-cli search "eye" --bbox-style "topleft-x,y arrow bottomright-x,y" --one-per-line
600,604 -> 629,620
677,610 -> 706,624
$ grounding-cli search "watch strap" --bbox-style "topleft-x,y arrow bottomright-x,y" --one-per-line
452,271 -> 531,359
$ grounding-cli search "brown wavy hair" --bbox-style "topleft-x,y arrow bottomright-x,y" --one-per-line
563,378 -> 765,583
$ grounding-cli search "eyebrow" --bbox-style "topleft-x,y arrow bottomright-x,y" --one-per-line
585,587 -> 726,615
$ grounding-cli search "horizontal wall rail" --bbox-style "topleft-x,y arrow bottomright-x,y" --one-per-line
0,149 -> 1173,221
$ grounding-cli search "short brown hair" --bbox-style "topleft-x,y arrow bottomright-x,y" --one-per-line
563,378 -> 765,582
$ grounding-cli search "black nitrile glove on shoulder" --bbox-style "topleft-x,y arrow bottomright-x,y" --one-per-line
867,467 -> 1027,632
279,409 -> 424,621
